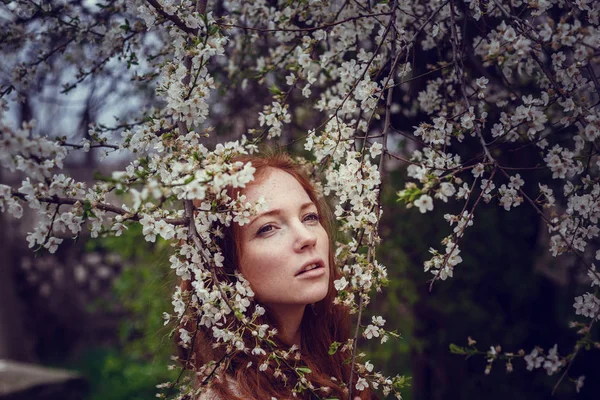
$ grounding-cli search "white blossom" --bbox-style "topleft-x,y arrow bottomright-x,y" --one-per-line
542,344 -> 561,376
414,195 -> 434,213
363,324 -> 380,339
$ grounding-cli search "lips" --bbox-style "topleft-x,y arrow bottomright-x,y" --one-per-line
295,259 -> 325,276
297,263 -> 320,275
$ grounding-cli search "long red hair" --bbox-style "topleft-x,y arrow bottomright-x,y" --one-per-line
180,153 -> 371,399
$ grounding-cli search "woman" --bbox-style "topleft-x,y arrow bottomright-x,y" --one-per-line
181,153 -> 371,400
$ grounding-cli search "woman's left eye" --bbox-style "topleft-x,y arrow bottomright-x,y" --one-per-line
303,212 -> 320,223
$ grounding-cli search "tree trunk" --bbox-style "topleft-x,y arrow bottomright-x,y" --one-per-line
0,170 -> 35,362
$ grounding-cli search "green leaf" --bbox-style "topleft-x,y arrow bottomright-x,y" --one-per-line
449,343 -> 466,354
328,341 -> 341,355
396,187 -> 422,203
392,375 -> 411,389
82,200 -> 96,219
269,84 -> 283,95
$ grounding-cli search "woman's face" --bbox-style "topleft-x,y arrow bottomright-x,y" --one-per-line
238,168 -> 330,313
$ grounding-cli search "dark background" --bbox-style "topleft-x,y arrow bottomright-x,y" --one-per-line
1,0 -> 598,399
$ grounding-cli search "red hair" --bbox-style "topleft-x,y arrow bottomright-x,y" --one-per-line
180,153 -> 372,399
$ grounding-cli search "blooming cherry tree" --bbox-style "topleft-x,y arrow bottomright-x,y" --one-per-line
1,0 -> 599,398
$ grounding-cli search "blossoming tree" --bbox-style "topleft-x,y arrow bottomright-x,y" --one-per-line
1,0 -> 599,398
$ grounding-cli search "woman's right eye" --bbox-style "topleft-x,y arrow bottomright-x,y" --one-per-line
257,224 -> 274,235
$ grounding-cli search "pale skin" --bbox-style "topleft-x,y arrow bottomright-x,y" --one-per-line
238,168 -> 330,346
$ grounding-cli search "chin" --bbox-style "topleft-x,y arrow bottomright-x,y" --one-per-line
305,283 -> 329,304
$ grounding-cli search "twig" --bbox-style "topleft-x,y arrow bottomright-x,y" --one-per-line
496,167 -> 593,269
347,294 -> 364,400
218,13 -> 391,33
428,167 -> 495,291
448,0 -> 494,163
58,142 -> 119,150
145,0 -> 199,35
10,189 -> 186,225
552,320 -> 595,395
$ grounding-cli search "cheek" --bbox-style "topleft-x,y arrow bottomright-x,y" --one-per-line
318,230 -> 330,256
240,246 -> 284,288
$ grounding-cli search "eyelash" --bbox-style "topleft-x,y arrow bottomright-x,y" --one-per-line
304,212 -> 320,222
256,213 -> 320,236
257,224 -> 274,235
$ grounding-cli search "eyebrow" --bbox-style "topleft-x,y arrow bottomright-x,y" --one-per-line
248,201 -> 316,227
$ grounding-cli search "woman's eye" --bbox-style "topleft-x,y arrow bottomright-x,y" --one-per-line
304,213 -> 320,223
257,224 -> 274,235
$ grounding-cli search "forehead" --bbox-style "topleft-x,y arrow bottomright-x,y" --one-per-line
243,168 -> 312,205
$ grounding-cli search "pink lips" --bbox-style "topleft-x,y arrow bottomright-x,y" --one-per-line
295,259 -> 325,277
295,265 -> 326,279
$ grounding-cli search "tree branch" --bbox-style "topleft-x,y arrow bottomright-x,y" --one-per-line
145,0 -> 199,35
10,190 -> 186,225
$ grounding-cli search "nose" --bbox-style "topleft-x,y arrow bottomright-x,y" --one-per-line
293,222 -> 317,252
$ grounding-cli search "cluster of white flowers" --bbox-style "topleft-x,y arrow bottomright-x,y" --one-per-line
258,101 -> 291,139
395,0 -> 600,304
573,293 -> 600,320
0,116 -> 67,181
363,315 -> 388,343
390,0 -> 600,389
305,118 -> 354,163
3,0 -> 599,397
524,345 -> 564,376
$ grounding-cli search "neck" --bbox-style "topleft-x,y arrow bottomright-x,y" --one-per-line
269,304 -> 306,347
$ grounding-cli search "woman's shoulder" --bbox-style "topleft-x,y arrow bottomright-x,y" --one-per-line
197,387 -> 224,400
197,375 -> 241,400
197,387 -> 219,400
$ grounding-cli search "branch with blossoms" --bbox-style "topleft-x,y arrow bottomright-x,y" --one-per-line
2,0 -> 151,98
2,0 -> 600,398
450,312 -> 598,396
390,0 -> 600,393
